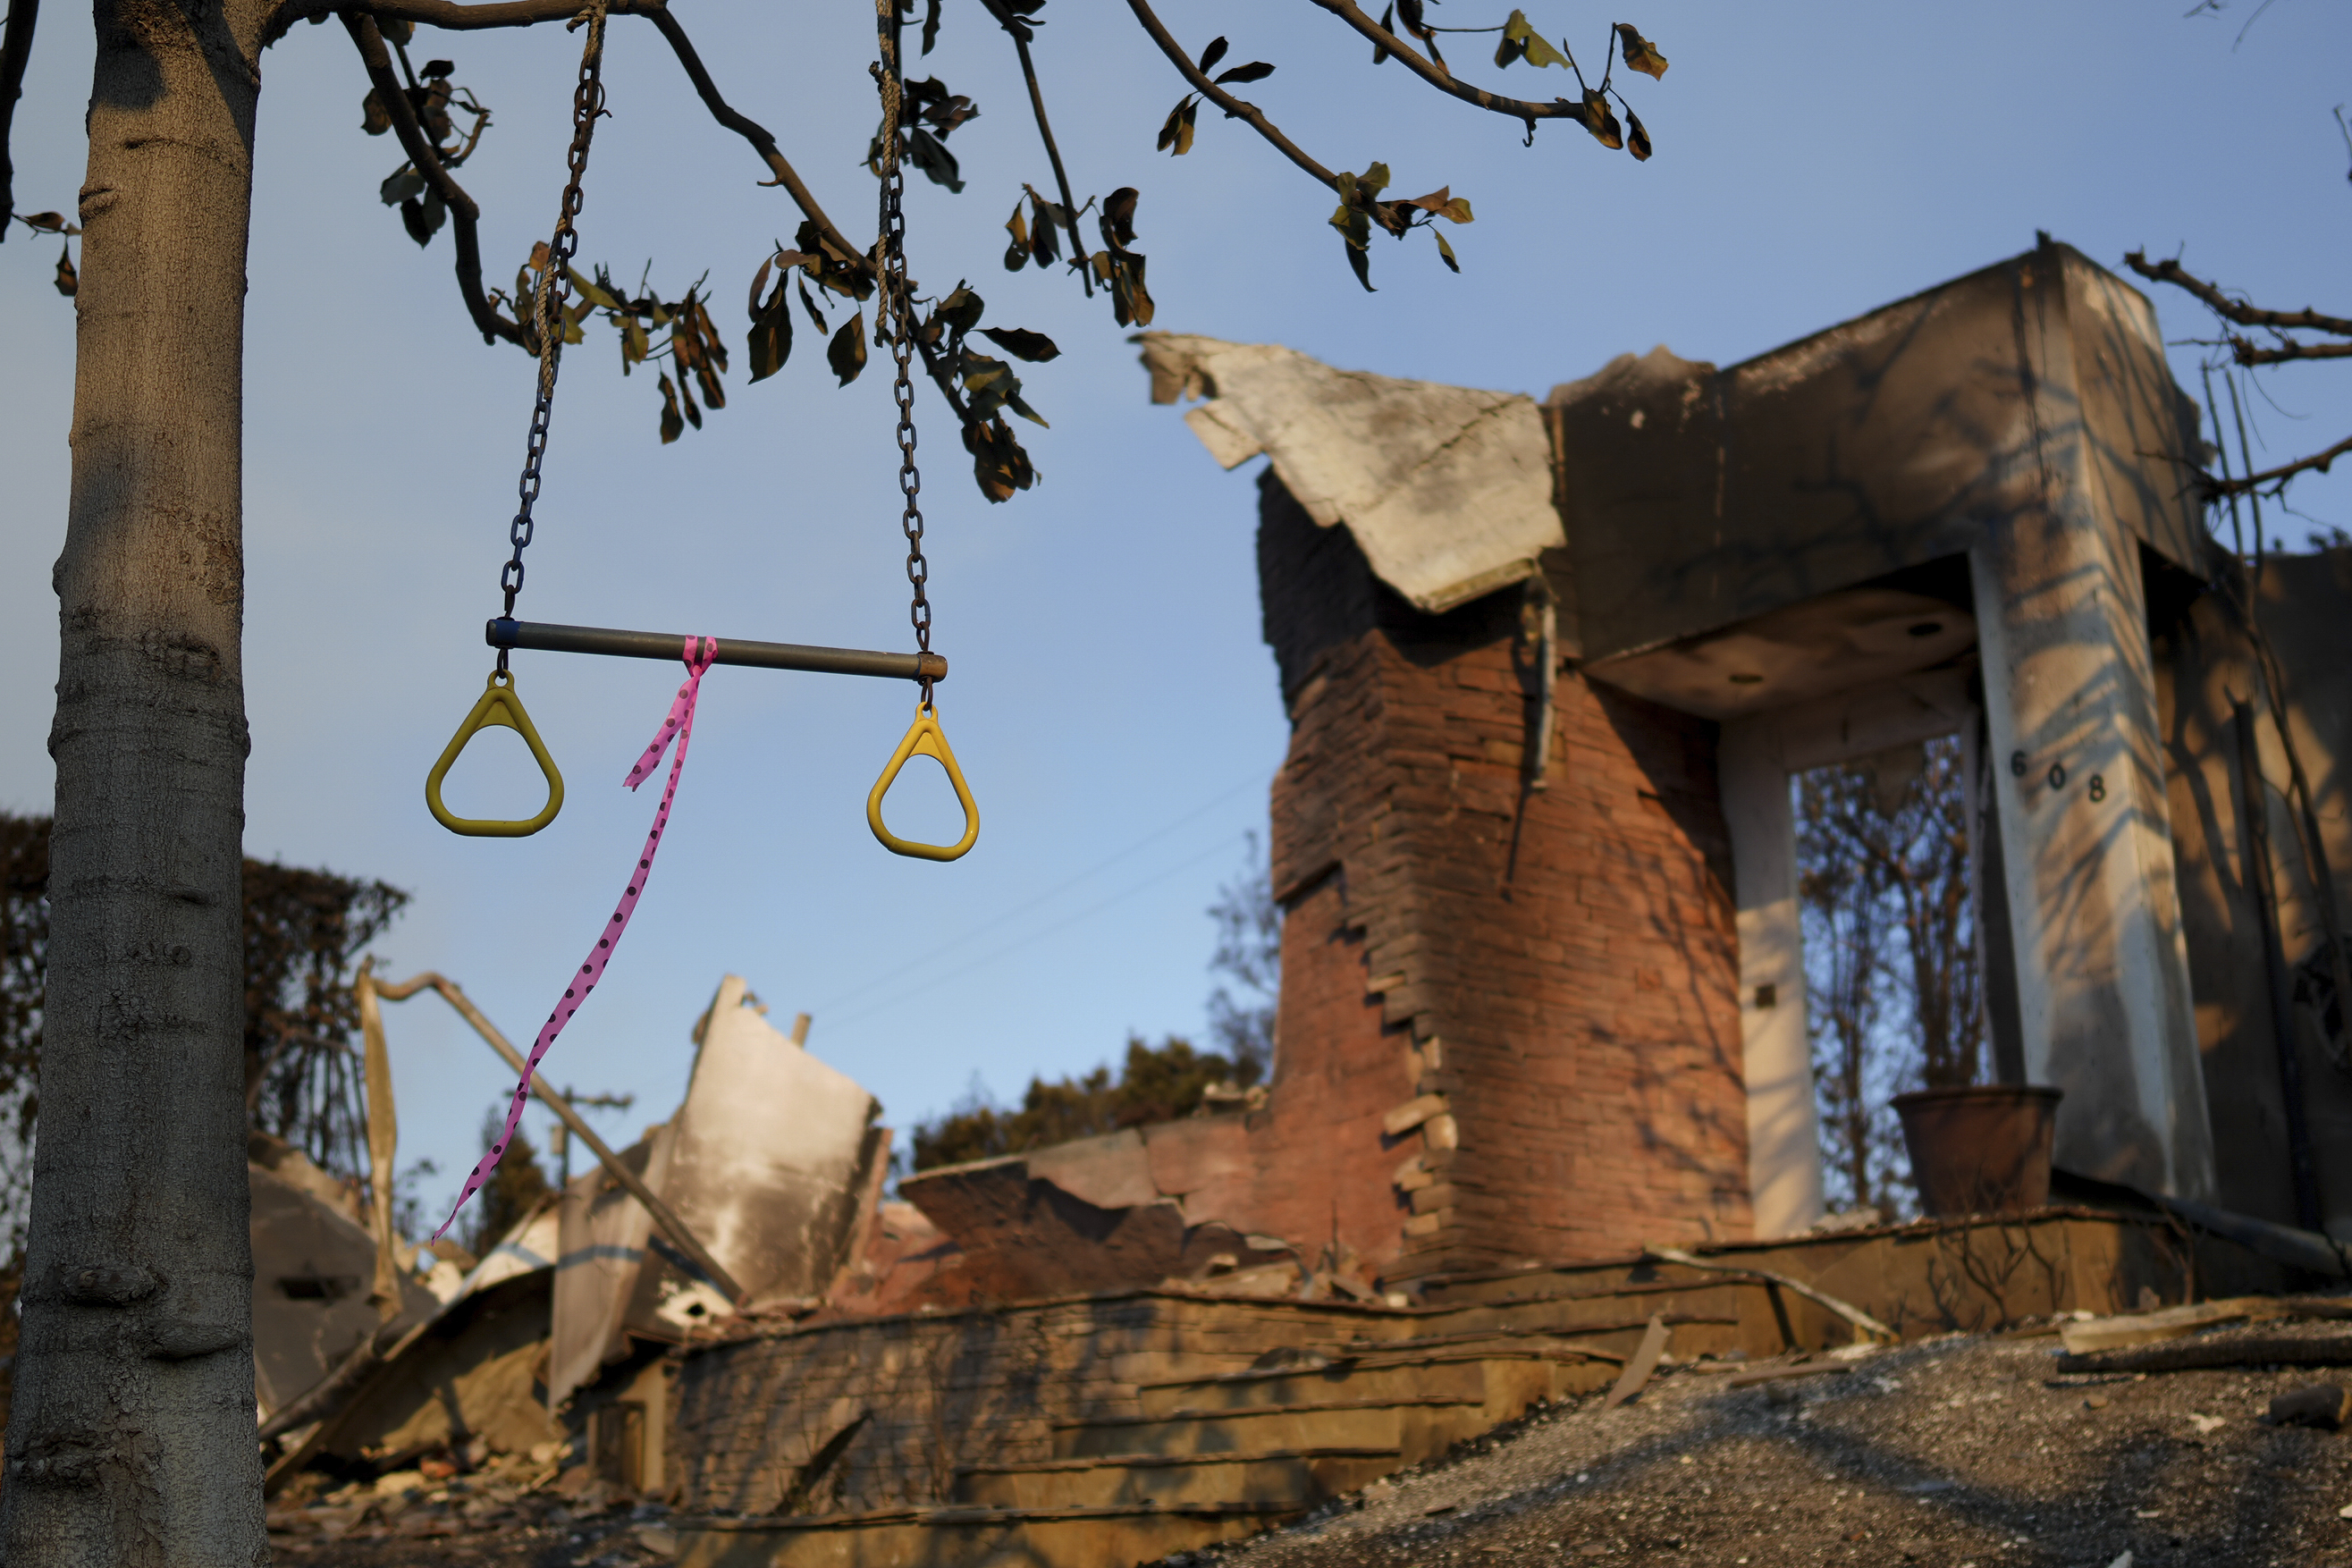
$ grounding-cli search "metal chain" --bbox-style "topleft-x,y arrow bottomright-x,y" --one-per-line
498,0 -> 611,669
876,2 -> 933,705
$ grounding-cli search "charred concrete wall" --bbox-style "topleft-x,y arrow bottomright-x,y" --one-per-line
1256,477 -> 1749,1280
1551,242 -> 2205,665
670,1294 -> 1371,1515
2156,545 -> 2352,1236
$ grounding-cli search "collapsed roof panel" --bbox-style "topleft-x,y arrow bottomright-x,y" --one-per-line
249,1161 -> 439,1423
661,975 -> 884,1311
1140,333 -> 1564,614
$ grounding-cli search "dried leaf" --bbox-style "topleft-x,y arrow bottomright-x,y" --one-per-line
1614,22 -> 1668,80
1028,190 -> 1061,267
622,316 -> 651,373
1102,187 -> 1141,249
922,0 -> 942,55
965,415 -> 1037,502
1157,97 -> 1197,156
1433,230 -> 1459,274
53,245 -> 77,298
797,276 -> 829,334
1003,198 -> 1031,271
1198,35 -> 1229,74
420,58 -> 455,80
1626,108 -> 1651,162
1581,89 -> 1623,149
18,211 -> 71,234
934,282 -> 986,341
658,373 -> 685,444
1344,240 -> 1373,293
379,166 -> 426,207
1214,61 -> 1275,85
979,325 -> 1060,361
361,89 -> 392,136
400,190 -> 446,247
829,310 -> 868,385
905,127 -> 965,193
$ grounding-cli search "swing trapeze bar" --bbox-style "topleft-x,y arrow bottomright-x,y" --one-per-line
487,618 -> 948,684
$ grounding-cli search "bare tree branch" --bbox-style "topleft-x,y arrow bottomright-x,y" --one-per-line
1122,0 -> 1336,188
273,0 -> 662,38
636,4 -> 870,282
2126,250 -> 2352,339
343,13 -> 522,348
633,6 -> 973,428
2220,429 -> 2352,494
1309,0 -> 1591,125
2230,339 -> 2352,366
973,0 -> 1091,295
2126,250 -> 2352,497
0,0 -> 36,238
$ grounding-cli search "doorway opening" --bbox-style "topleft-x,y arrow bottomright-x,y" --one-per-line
1794,734 -> 1986,1223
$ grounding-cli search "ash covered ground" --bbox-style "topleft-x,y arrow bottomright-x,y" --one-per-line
274,1325 -> 2352,1567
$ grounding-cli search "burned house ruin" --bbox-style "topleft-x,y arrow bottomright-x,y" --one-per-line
258,239 -> 2352,1565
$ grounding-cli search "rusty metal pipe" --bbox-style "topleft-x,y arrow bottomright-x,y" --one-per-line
487,617 -> 946,685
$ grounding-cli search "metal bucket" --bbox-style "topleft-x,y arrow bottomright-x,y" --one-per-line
1892,1085 -> 2064,1217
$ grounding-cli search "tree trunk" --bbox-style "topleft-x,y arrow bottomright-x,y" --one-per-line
2,2 -> 265,1562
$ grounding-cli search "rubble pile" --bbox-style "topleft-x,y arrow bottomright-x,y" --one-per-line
266,1443 -> 680,1562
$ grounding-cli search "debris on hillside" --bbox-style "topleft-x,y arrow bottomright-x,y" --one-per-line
1184,1321 -> 2352,1568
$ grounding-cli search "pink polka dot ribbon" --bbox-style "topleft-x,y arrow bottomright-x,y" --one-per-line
434,636 -> 718,1240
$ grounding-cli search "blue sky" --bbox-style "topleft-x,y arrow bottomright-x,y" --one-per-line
4,2 -> 2348,1217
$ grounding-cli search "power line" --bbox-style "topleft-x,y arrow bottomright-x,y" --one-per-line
822,830 -> 1250,1031
810,769 -> 1269,1016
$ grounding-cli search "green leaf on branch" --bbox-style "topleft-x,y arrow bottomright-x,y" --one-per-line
569,267 -> 622,310
1214,61 -> 1275,85
1374,4 -> 1394,64
1198,36 -> 1229,74
980,326 -> 1060,362
829,310 -> 868,385
1433,230 -> 1459,274
1498,13 -> 1567,70
1614,23 -> 1668,80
